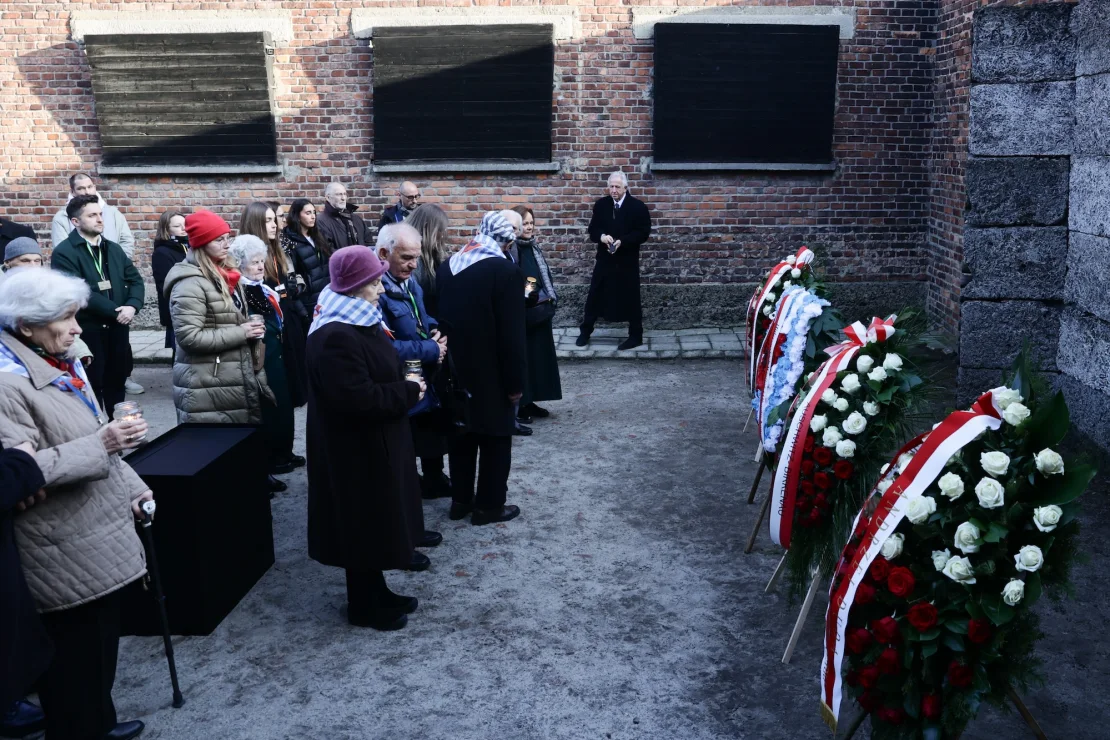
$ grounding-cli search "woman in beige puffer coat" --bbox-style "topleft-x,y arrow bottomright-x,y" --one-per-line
165,210 -> 271,424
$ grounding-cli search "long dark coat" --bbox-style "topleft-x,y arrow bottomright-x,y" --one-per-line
305,322 -> 424,571
436,257 -> 527,437
316,203 -> 371,252
0,443 -> 51,706
151,238 -> 187,328
585,193 -> 652,322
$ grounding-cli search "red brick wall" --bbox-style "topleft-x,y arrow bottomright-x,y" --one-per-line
2,1 -> 933,299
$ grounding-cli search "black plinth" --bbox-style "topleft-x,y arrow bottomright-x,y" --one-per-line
120,423 -> 274,636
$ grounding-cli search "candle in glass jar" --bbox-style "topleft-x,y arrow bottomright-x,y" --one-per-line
113,401 -> 147,443
248,313 -> 265,328
525,277 -> 537,296
404,360 -> 423,382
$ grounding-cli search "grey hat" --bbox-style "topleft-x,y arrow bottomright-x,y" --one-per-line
4,236 -> 42,262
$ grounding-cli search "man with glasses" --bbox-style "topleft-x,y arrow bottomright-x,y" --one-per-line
50,195 -> 145,417
378,181 -> 421,232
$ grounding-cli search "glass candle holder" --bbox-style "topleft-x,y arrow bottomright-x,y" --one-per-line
525,277 -> 538,296
404,359 -> 423,382
248,313 -> 265,328
113,401 -> 147,443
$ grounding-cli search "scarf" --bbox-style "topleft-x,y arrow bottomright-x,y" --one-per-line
219,267 -> 242,293
0,337 -> 101,420
308,285 -> 384,336
449,211 -> 516,275
240,276 -> 283,331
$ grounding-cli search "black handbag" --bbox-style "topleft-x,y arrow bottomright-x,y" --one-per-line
439,349 -> 472,435
525,298 -> 556,327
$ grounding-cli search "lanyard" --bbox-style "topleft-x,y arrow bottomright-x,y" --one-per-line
56,377 -> 101,420
403,284 -> 428,339
84,241 -> 106,281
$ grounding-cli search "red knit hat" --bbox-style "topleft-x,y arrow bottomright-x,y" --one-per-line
185,210 -> 231,248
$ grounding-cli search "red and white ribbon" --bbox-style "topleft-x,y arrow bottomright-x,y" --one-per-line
818,389 -> 1006,731
746,246 -> 815,389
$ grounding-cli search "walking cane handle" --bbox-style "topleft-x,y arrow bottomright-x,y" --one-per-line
142,500 -> 157,523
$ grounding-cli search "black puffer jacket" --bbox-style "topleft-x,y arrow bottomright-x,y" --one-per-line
280,226 -> 330,312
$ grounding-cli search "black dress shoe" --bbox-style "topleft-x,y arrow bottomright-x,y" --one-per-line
449,501 -> 474,521
618,337 -> 644,351
103,720 -> 145,740
270,460 -> 296,475
405,551 -> 431,571
516,413 -> 534,424
286,454 -> 306,468
344,605 -> 408,631
575,333 -> 590,347
418,530 -> 443,548
383,592 -> 419,614
472,505 -> 521,526
267,475 -> 288,493
524,403 -> 550,418
513,424 -> 533,437
1,699 -> 44,737
420,471 -> 452,500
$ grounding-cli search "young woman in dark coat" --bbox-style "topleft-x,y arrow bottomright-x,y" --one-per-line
150,210 -> 187,350
279,199 -> 331,314
510,205 -> 562,420
305,248 -> 440,631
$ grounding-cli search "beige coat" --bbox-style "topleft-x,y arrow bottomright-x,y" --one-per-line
0,331 -> 147,613
165,257 -> 272,424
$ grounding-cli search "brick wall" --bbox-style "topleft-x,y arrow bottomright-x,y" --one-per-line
0,1 -> 936,325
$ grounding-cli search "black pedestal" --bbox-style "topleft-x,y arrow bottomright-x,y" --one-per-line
121,424 -> 274,636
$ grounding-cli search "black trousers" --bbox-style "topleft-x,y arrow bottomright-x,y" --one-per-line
448,433 -> 512,511
83,324 -> 133,419
37,590 -> 122,740
580,282 -> 643,341
345,569 -> 388,615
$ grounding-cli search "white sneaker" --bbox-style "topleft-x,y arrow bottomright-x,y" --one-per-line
124,378 -> 145,395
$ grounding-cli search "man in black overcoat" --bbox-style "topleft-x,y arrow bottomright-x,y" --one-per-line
577,171 -> 652,350
436,212 -> 527,526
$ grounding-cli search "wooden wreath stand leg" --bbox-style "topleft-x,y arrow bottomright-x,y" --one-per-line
1007,686 -> 1047,740
746,459 -> 766,505
744,482 -> 773,553
765,552 -> 788,593
742,406 -> 754,433
840,710 -> 867,740
753,440 -> 764,463
782,572 -> 821,664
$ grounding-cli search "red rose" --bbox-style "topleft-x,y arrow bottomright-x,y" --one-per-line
815,493 -> 830,511
907,603 -> 938,632
813,446 -> 833,466
947,660 -> 973,688
800,460 -> 816,477
803,435 -> 815,453
814,471 -> 833,490
857,691 -> 880,712
800,481 -> 816,497
877,707 -> 904,725
869,559 -> 891,583
921,694 -> 941,720
833,460 -> 855,480
804,508 -> 822,527
871,616 -> 900,644
887,567 -> 916,598
877,647 -> 900,675
846,628 -> 873,654
855,582 -> 876,604
967,619 -> 992,644
858,665 -> 880,689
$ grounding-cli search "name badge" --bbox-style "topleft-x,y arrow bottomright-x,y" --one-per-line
97,280 -> 112,292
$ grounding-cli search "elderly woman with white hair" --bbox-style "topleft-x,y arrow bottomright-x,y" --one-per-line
0,268 -> 151,740
229,234 -> 300,481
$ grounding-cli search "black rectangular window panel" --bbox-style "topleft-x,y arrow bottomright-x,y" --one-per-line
653,23 -> 839,164
373,25 -> 554,162
84,33 -> 278,167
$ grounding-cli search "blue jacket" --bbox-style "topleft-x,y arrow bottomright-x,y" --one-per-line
379,271 -> 440,414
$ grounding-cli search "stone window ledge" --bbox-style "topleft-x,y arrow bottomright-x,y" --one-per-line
372,161 -> 561,174
352,8 -> 578,41
98,165 -> 283,176
632,7 -> 856,41
651,161 -> 836,173
70,10 -> 293,43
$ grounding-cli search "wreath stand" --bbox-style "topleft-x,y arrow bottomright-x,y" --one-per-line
838,686 -> 1047,739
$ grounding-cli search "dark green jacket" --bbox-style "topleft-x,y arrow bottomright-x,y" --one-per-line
51,230 -> 144,330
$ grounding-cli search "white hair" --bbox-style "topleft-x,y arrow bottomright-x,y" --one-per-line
228,234 -> 269,271
607,171 -> 628,186
499,209 -> 523,231
376,222 -> 421,254
324,181 -> 346,197
0,267 -> 90,330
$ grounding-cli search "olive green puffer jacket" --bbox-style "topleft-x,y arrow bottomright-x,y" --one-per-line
165,257 -> 272,423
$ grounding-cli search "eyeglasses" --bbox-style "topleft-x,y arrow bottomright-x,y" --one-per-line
211,235 -> 230,246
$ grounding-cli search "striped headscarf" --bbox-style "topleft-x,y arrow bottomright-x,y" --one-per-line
448,211 -> 516,275
308,285 -> 384,335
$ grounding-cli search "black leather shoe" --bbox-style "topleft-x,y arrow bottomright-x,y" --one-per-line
472,505 -> 521,526
418,530 -> 442,548
267,475 -> 288,493
524,403 -> 550,418
103,720 -> 145,740
383,592 -> 419,614
270,460 -> 296,475
1,699 -> 44,738
516,413 -> 534,424
286,454 -> 306,468
344,606 -> 408,631
420,471 -> 452,500
575,333 -> 590,347
449,501 -> 474,521
405,552 -> 431,572
513,424 -> 533,437
618,337 -> 644,351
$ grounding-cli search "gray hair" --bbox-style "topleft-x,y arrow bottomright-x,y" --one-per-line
0,267 -> 90,330
324,181 -> 346,197
498,209 -> 523,233
376,222 -> 421,254
607,171 -> 628,186
228,234 -> 269,271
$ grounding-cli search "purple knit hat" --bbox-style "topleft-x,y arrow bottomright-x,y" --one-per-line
329,246 -> 388,293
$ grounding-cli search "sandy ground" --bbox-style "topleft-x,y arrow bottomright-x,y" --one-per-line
106,361 -> 1110,740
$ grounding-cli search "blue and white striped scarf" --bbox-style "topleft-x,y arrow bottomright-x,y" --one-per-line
448,211 -> 516,275
308,285 -> 384,335
0,338 -> 102,420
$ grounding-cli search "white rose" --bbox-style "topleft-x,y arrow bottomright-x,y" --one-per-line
782,280 -> 792,289
834,398 -> 850,412
882,353 -> 903,371
766,292 -> 776,303
809,414 -> 828,433
856,355 -> 875,374
980,451 -> 1010,477
880,533 -> 904,560
822,426 -> 843,446
932,548 -> 952,571
863,401 -> 880,417
791,268 -> 802,279
868,367 -> 888,383
954,521 -> 981,554
763,305 -> 772,317
880,463 -> 890,475
785,255 -> 796,265
841,373 -> 862,394
1033,505 -> 1062,533
943,556 -> 977,585
974,477 -> 1005,509
1001,579 -> 1025,606
821,389 -> 838,406
836,439 -> 857,458
1034,448 -> 1065,476
1014,545 -> 1044,573
842,412 -> 867,435
906,495 -> 937,525
896,453 -> 915,474
1003,402 -> 1031,427
877,479 -> 892,493
994,387 -> 1023,411
937,472 -> 965,501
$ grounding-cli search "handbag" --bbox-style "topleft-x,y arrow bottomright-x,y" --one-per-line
525,296 -> 557,327
438,349 -> 472,435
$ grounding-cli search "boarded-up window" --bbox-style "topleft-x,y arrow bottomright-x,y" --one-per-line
84,33 -> 278,168
653,24 -> 839,164
373,25 -> 554,162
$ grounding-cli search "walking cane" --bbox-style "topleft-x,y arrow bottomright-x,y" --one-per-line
139,500 -> 185,708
